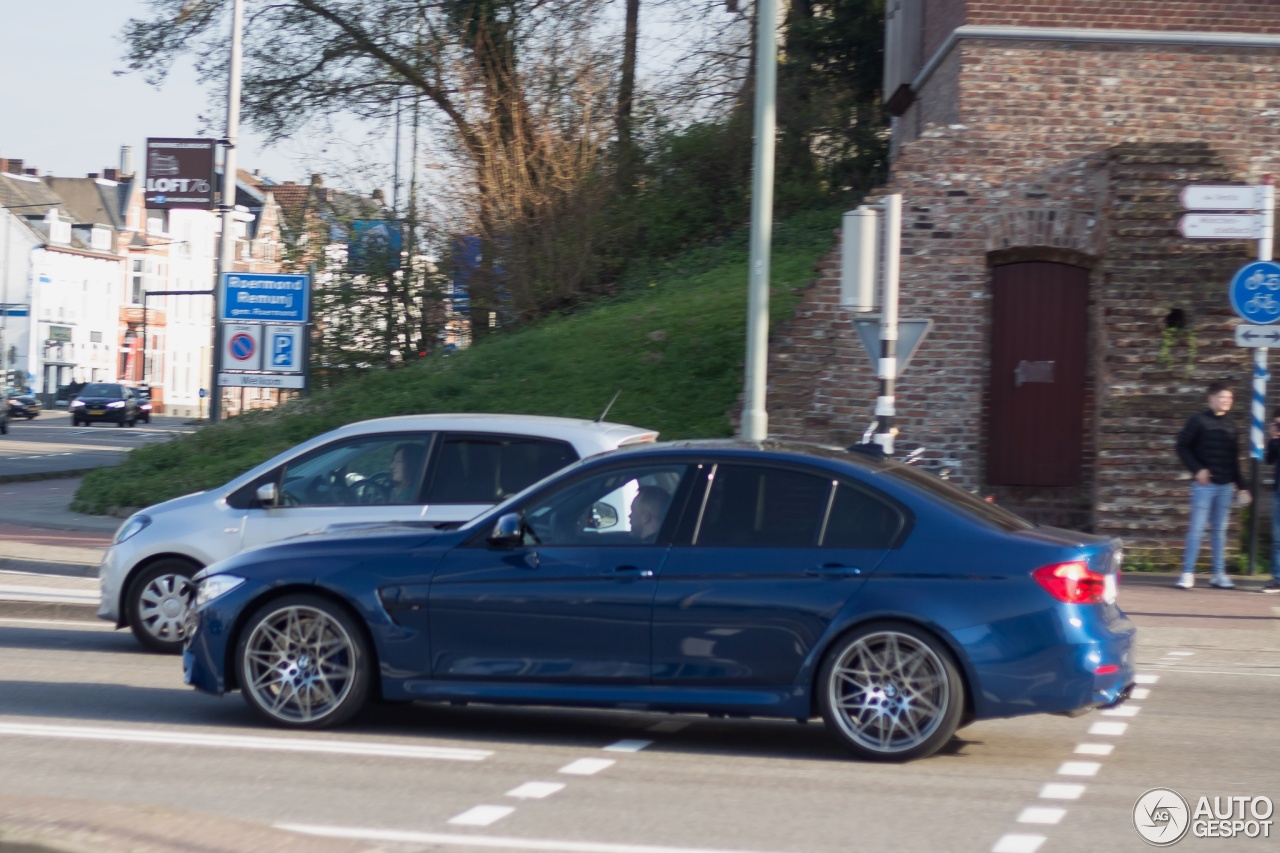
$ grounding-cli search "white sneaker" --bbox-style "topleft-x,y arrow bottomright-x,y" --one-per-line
1175,573 -> 1195,589
1209,575 -> 1236,589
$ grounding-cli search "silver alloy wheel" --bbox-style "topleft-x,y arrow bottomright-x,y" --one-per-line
242,605 -> 357,724
826,630 -> 950,755
137,573 -> 194,644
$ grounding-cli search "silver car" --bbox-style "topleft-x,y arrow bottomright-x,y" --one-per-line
99,413 -> 658,652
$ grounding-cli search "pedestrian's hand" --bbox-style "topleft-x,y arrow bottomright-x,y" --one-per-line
1238,490 -> 1253,506
1194,469 -> 1211,485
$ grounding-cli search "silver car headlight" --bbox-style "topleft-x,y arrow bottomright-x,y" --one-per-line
113,514 -> 151,545
70,399 -> 85,408
194,574 -> 246,607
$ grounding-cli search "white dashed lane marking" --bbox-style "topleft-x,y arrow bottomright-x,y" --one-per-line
991,834 -> 1045,853
279,824 -> 796,853
603,739 -> 653,753
1088,721 -> 1127,736
1074,743 -> 1114,756
1130,688 -> 1151,700
559,757 -> 616,776
448,806 -> 515,827
1057,761 -> 1101,777
1134,673 -> 1160,684
1039,783 -> 1085,800
1016,807 -> 1065,825
506,782 -> 565,800
1101,704 -> 1141,717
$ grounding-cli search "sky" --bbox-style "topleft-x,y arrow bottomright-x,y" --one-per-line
0,1 -> 392,190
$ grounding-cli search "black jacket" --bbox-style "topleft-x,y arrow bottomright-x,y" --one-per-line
1265,437 -> 1280,492
1176,409 -> 1245,488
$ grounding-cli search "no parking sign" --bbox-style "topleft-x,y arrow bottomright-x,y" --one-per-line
222,324 -> 262,370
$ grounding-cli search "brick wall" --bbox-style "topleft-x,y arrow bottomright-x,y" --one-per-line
964,1 -> 1280,33
767,35 -> 1280,561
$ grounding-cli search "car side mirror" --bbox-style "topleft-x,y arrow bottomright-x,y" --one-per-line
588,501 -> 618,529
488,512 -> 524,547
256,482 -> 279,508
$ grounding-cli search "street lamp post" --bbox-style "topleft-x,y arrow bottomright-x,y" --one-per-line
210,0 -> 245,423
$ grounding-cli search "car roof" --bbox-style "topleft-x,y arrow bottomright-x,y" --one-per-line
326,413 -> 658,445
597,438 -> 891,471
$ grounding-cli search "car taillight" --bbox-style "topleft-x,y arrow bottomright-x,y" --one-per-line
1032,561 -> 1108,605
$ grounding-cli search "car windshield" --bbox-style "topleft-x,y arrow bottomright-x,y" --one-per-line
883,464 -> 1033,532
81,383 -> 123,397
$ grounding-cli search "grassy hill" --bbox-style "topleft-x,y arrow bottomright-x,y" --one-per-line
72,208 -> 840,515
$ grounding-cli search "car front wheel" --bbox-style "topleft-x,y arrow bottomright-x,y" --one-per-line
235,594 -> 371,729
817,622 -> 965,762
126,560 -> 197,654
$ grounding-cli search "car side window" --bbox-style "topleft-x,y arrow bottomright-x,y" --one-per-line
425,434 -> 578,505
277,434 -> 432,507
694,464 -> 832,548
521,464 -> 687,546
821,484 -> 907,549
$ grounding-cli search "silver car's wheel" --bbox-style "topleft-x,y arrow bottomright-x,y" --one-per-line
236,595 -> 370,728
818,624 -> 964,762
127,561 -> 196,654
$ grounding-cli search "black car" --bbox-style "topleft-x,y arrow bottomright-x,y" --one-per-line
7,395 -> 40,419
0,402 -> 7,435
70,383 -> 141,427
127,388 -> 153,424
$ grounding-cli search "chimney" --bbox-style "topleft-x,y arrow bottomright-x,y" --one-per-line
87,172 -> 100,179
310,173 -> 324,186
104,168 -> 119,181
371,188 -> 385,202
120,145 -> 133,177
6,159 -> 23,174
24,168 -> 37,176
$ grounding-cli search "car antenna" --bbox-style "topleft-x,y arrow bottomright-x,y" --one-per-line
595,389 -> 622,423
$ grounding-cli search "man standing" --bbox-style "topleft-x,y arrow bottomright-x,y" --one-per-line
1261,409 -> 1280,593
1175,382 -> 1250,590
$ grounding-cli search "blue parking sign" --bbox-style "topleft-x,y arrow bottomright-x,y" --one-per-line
271,333 -> 294,367
1230,261 -> 1280,324
264,325 -> 304,373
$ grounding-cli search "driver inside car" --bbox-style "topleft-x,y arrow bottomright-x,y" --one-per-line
388,442 -> 427,504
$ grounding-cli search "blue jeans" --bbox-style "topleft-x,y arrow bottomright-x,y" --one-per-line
1183,483 -> 1235,575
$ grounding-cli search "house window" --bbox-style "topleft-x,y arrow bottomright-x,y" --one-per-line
131,260 -> 144,304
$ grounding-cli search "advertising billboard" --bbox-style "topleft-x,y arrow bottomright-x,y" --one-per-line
144,138 -> 216,210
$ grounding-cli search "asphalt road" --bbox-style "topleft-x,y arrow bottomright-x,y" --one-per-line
0,413 -> 196,479
0,579 -> 1276,853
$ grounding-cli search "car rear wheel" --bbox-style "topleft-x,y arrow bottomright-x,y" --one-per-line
127,560 -> 197,654
235,594 -> 371,729
817,622 -> 964,762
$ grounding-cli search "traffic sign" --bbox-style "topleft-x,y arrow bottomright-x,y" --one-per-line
220,273 -> 310,323
1229,261 -> 1280,324
852,319 -> 934,375
222,323 -> 262,370
265,325 -> 304,373
218,373 -> 306,389
1180,185 -> 1264,211
1178,213 -> 1262,240
1235,325 -> 1280,347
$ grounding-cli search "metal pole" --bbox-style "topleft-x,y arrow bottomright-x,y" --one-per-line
874,194 -> 903,455
739,0 -> 778,442
211,0 -> 245,423
1249,178 -> 1275,576
141,290 -> 148,386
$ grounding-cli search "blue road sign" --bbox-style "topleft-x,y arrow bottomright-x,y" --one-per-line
1230,261 -> 1280,324
271,333 -> 293,367
220,273 -> 310,323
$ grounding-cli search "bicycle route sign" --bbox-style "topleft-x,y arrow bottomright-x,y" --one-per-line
1229,261 -> 1280,325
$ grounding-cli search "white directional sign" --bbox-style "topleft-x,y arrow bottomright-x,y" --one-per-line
1181,185 -> 1264,211
265,325 -> 304,373
219,373 -> 306,389
1235,325 -> 1280,347
1178,213 -> 1262,240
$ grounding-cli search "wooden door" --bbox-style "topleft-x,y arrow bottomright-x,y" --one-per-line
987,262 -> 1089,486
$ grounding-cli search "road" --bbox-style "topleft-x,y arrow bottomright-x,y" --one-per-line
0,576 -> 1275,853
0,413 -> 196,479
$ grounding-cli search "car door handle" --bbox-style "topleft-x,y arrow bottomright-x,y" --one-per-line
607,565 -> 655,578
806,564 -> 861,578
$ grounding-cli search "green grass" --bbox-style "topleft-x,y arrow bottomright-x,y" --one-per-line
72,208 -> 840,515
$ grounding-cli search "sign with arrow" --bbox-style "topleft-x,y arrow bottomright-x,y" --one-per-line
1181,185 -> 1264,211
1178,213 -> 1262,240
1235,324 -> 1280,347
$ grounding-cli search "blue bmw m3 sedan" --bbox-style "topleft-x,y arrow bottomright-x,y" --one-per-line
183,440 -> 1135,762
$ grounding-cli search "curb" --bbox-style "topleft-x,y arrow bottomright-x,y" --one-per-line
0,469 -> 104,487
0,600 -> 100,622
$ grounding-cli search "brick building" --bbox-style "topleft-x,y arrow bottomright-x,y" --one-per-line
767,2 -> 1280,562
